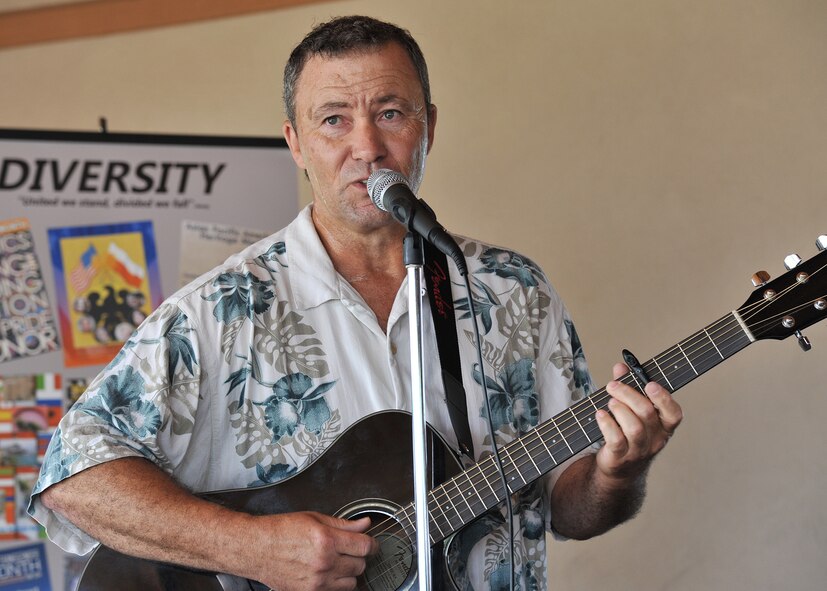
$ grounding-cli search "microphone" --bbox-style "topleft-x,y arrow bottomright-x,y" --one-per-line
367,169 -> 467,276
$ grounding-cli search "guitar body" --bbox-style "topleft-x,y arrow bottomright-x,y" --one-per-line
77,411 -> 464,591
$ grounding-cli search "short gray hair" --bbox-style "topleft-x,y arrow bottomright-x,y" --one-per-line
283,15 -> 431,128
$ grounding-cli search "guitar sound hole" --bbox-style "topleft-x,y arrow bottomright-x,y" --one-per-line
338,502 -> 416,591
364,525 -> 413,590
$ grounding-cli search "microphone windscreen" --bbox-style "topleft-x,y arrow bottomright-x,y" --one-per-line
367,169 -> 408,211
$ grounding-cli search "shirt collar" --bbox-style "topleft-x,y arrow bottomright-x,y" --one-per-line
285,205 -> 349,311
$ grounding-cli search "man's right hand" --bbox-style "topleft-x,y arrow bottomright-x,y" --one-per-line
250,512 -> 379,591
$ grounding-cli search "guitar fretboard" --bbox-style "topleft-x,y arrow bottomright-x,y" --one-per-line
397,311 -> 754,544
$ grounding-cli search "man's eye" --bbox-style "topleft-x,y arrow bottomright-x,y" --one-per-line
381,110 -> 401,121
324,116 -> 341,125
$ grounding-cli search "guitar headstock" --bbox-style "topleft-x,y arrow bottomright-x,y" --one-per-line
738,236 -> 827,345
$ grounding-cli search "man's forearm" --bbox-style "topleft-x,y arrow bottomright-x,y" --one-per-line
40,457 -> 380,590
40,457 -> 257,578
549,453 -> 648,540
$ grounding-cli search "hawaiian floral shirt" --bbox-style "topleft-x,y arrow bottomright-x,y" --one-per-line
30,206 -> 595,591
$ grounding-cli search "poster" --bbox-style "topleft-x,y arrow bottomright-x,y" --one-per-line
0,373 -> 62,541
0,542 -> 50,590
178,219 -> 270,287
0,128 -> 297,378
47,221 -> 162,367
1,129 -> 297,590
64,378 -> 88,410
0,219 -> 59,365
0,374 -> 61,540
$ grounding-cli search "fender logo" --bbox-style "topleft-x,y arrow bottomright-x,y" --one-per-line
428,260 -> 452,319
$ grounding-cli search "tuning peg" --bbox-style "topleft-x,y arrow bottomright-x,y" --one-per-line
784,254 -> 802,270
751,271 -> 771,287
795,330 -> 812,352
817,235 -> 827,251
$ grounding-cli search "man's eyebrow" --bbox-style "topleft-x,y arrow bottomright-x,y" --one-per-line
308,95 -> 416,118
310,101 -> 350,118
373,94 -> 411,107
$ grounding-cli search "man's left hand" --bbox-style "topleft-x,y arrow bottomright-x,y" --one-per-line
593,363 -> 683,483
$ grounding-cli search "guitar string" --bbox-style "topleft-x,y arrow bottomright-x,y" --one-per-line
356,518 -> 420,589
359,307 -> 827,587
360,307 -> 752,550
441,278 -> 827,528
361,319 -> 824,586
467,291 -> 820,525
487,285 -> 827,506
361,277 -> 827,558
363,291 -> 824,553
358,264 -> 827,581
404,303 -> 761,523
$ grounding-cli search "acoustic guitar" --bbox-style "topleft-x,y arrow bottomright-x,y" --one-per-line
78,239 -> 827,590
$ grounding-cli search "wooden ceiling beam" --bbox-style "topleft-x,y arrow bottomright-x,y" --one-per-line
0,0 -> 335,49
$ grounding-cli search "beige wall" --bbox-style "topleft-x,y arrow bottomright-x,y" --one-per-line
2,0 -> 826,589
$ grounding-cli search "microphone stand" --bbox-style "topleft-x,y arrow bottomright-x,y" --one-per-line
403,231 -> 431,590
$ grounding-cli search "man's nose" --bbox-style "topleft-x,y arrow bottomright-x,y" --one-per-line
351,120 -> 386,163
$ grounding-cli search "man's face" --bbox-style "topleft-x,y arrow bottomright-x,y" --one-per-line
283,43 -> 436,236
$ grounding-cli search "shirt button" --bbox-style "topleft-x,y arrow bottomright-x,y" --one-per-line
390,343 -> 398,355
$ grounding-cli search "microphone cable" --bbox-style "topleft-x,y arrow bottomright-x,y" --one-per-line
462,271 -> 516,591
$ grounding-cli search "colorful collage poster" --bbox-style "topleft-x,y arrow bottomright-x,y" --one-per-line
47,221 -> 162,367
0,373 -> 62,542
0,219 -> 60,365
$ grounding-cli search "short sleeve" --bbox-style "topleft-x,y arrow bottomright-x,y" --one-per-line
27,303 -> 204,554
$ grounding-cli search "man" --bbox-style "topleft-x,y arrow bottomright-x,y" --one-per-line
30,15 -> 681,591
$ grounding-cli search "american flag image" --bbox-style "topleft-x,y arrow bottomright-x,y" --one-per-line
69,244 -> 98,293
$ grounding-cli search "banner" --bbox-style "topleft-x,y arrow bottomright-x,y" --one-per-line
0,128 -> 297,374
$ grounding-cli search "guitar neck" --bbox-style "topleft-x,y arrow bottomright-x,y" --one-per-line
412,310 -> 754,544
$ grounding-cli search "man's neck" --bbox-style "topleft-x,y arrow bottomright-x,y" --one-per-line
311,205 -> 407,331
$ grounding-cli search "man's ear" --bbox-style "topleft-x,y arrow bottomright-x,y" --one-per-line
283,120 -> 306,169
426,104 -> 437,154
